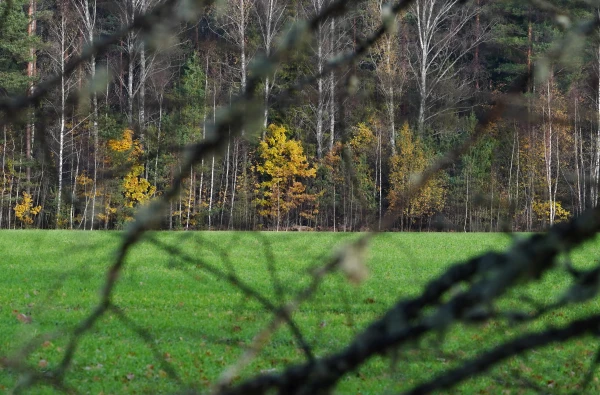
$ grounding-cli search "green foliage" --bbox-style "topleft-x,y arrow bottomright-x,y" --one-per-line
462,115 -> 496,188
0,0 -> 36,96
348,122 -> 377,211
177,54 -> 206,143
98,111 -> 127,141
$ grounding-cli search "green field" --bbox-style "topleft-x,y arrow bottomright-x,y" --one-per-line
1,231 -> 600,394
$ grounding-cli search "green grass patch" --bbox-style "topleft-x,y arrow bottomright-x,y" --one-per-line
1,230 -> 599,393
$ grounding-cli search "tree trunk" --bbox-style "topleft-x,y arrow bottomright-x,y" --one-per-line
229,139 -> 239,229
57,12 -> 66,228
594,40 -> 600,206
90,53 -> 98,230
208,84 -> 217,229
316,17 -> 324,159
186,167 -> 193,230
154,93 -> 163,195
221,135 -> 231,227
574,96 -> 582,215
329,17 -> 335,152
26,0 -> 36,193
544,78 -> 555,226
1,126 -> 6,228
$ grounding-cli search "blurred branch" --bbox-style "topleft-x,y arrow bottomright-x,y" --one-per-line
146,234 -> 315,363
404,313 -> 600,395
222,205 -> 600,394
0,0 -> 212,125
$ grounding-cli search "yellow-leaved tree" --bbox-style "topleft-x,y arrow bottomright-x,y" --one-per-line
387,122 -> 445,230
14,192 -> 42,226
102,129 -> 156,225
255,124 -> 317,230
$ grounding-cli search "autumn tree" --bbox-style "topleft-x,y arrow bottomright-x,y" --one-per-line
255,124 -> 317,230
104,129 -> 156,225
13,191 -> 41,226
347,122 -> 378,229
387,122 -> 445,229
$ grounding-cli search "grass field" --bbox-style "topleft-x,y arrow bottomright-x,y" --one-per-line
1,230 -> 600,394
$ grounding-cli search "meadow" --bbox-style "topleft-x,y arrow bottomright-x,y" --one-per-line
1,230 -> 600,394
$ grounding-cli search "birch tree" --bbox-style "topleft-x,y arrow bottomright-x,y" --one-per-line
47,0 -> 78,227
215,0 -> 253,98
591,24 -> 600,207
310,0 -> 327,159
367,0 -> 407,153
214,0 -> 255,228
25,0 -> 36,193
255,0 -> 287,131
409,0 -> 484,135
73,0 -> 99,229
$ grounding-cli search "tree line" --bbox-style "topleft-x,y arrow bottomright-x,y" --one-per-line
0,0 -> 597,231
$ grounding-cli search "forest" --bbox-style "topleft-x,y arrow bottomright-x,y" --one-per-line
0,0 -> 596,231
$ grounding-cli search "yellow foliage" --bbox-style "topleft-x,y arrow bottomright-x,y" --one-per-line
255,124 -> 317,223
76,173 -> 93,186
108,128 -> 144,161
108,128 -> 134,152
105,129 -> 156,214
387,122 -> 445,221
349,123 -> 375,153
97,202 -> 118,223
14,192 -> 42,225
532,200 -> 570,223
123,164 -> 156,208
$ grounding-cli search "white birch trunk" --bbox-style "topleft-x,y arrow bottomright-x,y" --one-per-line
57,28 -> 66,228
1,126 -> 6,228
208,85 -> 217,229
329,17 -> 335,151
594,41 -> 600,207
316,18 -> 324,158
186,167 -> 193,230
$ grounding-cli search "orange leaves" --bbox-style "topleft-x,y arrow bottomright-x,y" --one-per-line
76,173 -> 93,186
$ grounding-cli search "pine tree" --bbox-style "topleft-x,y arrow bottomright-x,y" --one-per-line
0,0 -> 35,96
